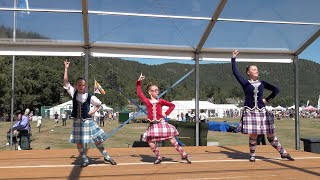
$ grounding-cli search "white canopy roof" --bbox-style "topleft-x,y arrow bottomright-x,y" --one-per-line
0,0 -> 319,62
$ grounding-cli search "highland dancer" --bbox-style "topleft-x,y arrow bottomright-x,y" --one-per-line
231,50 -> 294,162
136,73 -> 191,164
63,59 -> 117,167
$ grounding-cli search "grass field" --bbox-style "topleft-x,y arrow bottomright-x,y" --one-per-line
1,118 -> 319,151
208,118 -> 320,149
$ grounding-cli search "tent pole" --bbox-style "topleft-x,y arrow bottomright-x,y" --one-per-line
294,55 -> 300,150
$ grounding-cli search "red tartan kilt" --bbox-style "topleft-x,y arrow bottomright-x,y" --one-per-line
142,121 -> 179,142
239,108 -> 275,135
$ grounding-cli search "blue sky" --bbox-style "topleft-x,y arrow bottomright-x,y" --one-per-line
0,0 -> 319,64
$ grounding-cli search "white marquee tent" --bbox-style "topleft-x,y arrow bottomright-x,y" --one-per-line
46,100 -> 113,119
163,101 -> 239,119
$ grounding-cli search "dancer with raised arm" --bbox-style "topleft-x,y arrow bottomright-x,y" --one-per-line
63,59 -> 117,167
137,73 -> 191,164
231,50 -> 294,162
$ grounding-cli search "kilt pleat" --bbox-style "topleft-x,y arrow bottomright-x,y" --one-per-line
70,118 -> 107,144
238,108 -> 275,135
142,121 -> 179,142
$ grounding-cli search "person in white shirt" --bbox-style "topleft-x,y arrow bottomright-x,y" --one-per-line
199,110 -> 207,123
63,59 -> 117,167
61,111 -> 67,127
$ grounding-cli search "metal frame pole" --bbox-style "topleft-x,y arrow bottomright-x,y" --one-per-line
195,53 -> 200,146
294,55 -> 300,150
9,0 -> 17,150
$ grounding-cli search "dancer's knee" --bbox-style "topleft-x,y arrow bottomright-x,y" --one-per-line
149,142 -> 156,150
170,138 -> 177,145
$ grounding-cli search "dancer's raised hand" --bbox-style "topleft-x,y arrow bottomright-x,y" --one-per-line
232,50 -> 239,58
64,59 -> 70,69
138,73 -> 145,81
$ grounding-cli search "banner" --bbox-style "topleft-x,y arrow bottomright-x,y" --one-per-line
94,80 -> 105,94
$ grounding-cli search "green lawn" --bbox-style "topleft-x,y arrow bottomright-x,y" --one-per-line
1,118 -> 319,151
207,118 -> 320,149
0,119 -> 149,150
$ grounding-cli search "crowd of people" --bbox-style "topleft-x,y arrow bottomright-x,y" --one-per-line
273,109 -> 320,119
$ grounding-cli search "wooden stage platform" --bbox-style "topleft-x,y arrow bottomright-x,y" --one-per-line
0,146 -> 319,180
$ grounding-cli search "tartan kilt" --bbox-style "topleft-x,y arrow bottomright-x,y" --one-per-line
238,108 -> 275,135
70,118 -> 107,144
142,121 -> 179,142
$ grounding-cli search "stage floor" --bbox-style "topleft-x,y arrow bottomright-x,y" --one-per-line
0,145 -> 319,180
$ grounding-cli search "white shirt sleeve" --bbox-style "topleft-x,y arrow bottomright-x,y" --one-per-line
63,82 -> 75,98
90,95 -> 102,107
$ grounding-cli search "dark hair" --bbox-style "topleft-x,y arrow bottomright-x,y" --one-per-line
146,82 -> 153,91
15,110 -> 22,116
76,77 -> 86,84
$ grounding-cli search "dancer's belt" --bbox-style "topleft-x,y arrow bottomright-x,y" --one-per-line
148,118 -> 164,123
71,117 -> 92,122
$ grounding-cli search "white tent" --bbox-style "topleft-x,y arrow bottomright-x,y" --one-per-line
273,105 -> 286,111
47,100 -> 73,118
287,105 -> 303,111
210,104 -> 240,118
47,101 -> 112,119
163,101 -> 239,119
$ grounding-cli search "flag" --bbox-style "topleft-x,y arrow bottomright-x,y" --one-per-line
94,80 -> 105,95
18,0 -> 30,14
306,100 -> 310,106
318,95 -> 320,109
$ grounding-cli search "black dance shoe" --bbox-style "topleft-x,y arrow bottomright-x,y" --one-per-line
104,158 -> 117,165
281,154 -> 295,161
182,156 -> 192,164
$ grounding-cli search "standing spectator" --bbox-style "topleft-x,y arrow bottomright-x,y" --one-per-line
191,112 -> 195,122
27,110 -> 33,134
100,112 -> 105,127
180,112 -> 185,121
108,111 -> 112,120
199,110 -> 207,123
185,112 -> 190,122
113,112 -> 117,120
36,115 -> 42,133
177,114 -> 181,121
61,111 -> 68,127
94,111 -> 101,123
54,112 -> 59,126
